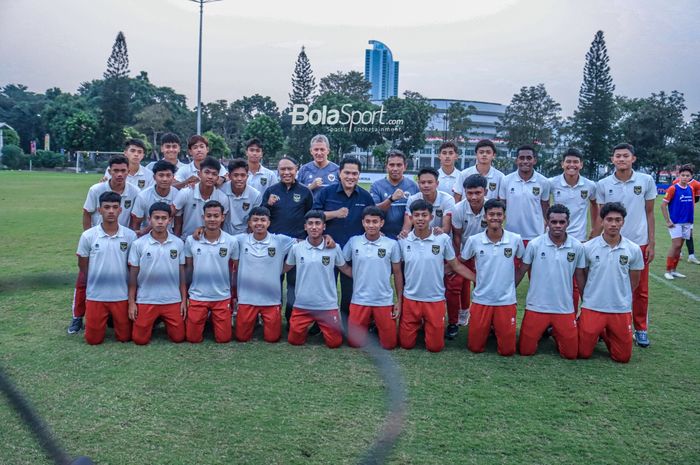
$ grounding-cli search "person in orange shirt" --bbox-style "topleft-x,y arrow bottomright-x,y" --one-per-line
671,170 -> 700,265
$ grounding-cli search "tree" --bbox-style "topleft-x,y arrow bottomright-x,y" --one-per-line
135,103 -> 172,155
674,113 -> 700,168
236,94 -> 280,121
0,84 -> 47,152
498,83 -> 562,151
288,46 -> 316,108
122,127 -> 152,153
241,114 -> 284,158
382,91 -> 435,155
99,31 -> 131,150
1,144 -> 28,170
203,130 -> 231,158
319,71 -> 371,101
1,127 -> 20,146
65,111 -> 98,152
41,92 -> 90,151
572,30 -> 616,177
442,102 -> 475,142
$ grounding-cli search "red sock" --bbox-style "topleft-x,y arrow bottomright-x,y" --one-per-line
667,257 -> 675,271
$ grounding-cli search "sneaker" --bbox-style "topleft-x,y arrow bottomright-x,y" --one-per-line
445,323 -> 459,340
634,330 -> 650,348
457,308 -> 470,326
671,271 -> 687,278
688,255 -> 700,265
67,317 -> 83,334
664,272 -> 675,280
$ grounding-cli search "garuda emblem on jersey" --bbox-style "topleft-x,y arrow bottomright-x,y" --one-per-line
293,193 -> 301,203
619,255 -> 629,265
532,186 -> 541,196
378,248 -> 386,258
120,242 -> 128,251
170,249 -> 178,259
489,182 -> 496,191
435,208 -> 443,218
242,202 -> 250,211
328,174 -> 336,182
268,247 -> 276,257
504,247 -> 513,258
480,219 -> 488,228
260,178 -> 267,186
124,200 -> 132,209
138,179 -> 145,188
432,245 -> 440,255
567,252 -> 575,262
634,185 -> 642,195
580,190 -> 588,199
322,255 -> 331,266
219,248 -> 228,257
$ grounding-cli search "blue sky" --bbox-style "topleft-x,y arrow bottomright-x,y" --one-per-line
1,0 -> 698,117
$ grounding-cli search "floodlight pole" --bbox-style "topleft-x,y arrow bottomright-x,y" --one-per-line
190,0 -> 222,135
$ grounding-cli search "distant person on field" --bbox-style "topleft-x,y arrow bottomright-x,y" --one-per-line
662,164 -> 695,279
671,168 -> 700,265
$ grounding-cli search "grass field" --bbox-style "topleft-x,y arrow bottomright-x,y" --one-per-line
1,171 -> 699,465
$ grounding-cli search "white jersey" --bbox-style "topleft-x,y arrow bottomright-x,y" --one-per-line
173,185 -> 229,239
581,235 -> 644,313
286,239 -> 346,311
450,200 -> 486,250
219,183 -> 262,235
77,224 -> 137,302
454,165 -> 505,200
595,171 -> 656,245
247,165 -> 278,194
131,186 -> 179,230
437,167 -> 461,196
405,191 -> 455,229
128,232 -> 184,305
549,174 -> 597,241
185,231 -> 239,301
343,234 -> 401,307
461,229 -> 524,306
104,165 -> 154,190
174,161 -> 228,182
83,181 -> 140,227
522,234 -> 585,314
235,233 -> 295,306
399,232 -> 455,302
499,170 -> 550,240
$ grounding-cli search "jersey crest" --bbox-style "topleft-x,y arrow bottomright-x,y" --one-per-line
435,208 -> 443,218
138,179 -> 145,188
242,202 -> 250,211
532,186 -> 541,196
580,190 -> 588,199
260,177 -> 267,186
124,199 -> 132,209
219,247 -> 228,257
322,255 -> 331,266
328,174 -> 336,182
489,182 -> 496,191
120,242 -> 128,251
293,193 -> 301,203
431,245 -> 440,255
170,249 -> 178,259
619,255 -> 629,265
378,248 -> 386,258
504,247 -> 513,258
480,219 -> 487,228
567,252 -> 575,262
268,247 -> 276,257
634,185 -> 642,195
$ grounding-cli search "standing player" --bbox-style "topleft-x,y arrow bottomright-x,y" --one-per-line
233,207 -> 296,343
175,135 -> 227,187
671,169 -> 700,264
516,204 -> 586,359
398,200 -> 475,353
184,200 -> 239,343
400,167 -> 455,237
578,202 -> 644,363
220,159 -> 262,236
284,211 -> 352,348
68,155 -> 140,335
127,202 -> 187,345
593,143 -> 656,347
76,191 -> 137,344
130,160 -> 179,236
461,199 -> 525,356
173,157 -> 228,239
437,141 -> 461,195
145,133 -> 185,173
297,134 -> 339,198
244,138 -> 278,194
104,139 -> 154,190
454,139 -> 505,202
343,206 -> 404,349
661,164 -> 695,279
370,150 -> 419,239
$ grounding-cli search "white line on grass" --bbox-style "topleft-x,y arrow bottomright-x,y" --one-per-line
649,272 -> 700,302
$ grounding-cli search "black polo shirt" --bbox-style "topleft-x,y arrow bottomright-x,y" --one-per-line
262,181 -> 313,239
313,183 -> 375,247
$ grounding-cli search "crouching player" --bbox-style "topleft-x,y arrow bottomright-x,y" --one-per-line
127,202 -> 186,344
233,206 -> 296,343
398,200 -> 475,353
76,191 -> 137,344
461,199 -> 524,356
516,204 -> 585,359
343,206 -> 404,349
284,211 -> 352,348
578,202 -> 644,363
185,200 -> 239,343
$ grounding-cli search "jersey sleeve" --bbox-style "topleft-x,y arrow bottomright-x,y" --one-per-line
312,187 -> 325,210
390,240 -> 401,263
335,246 -> 347,267
644,176 -> 657,201
522,240 -> 535,265
177,240 -> 186,265
514,235 -> 525,259
252,190 -> 262,208
498,177 -> 508,200
629,244 -> 645,271
285,245 -> 297,266
452,172 -> 465,196
663,184 -> 676,203
370,182 -> 382,204
228,236 -> 240,260
461,236 -> 475,260
574,243 -> 586,269
442,236 -> 456,261
76,231 -> 91,257
342,240 -> 353,262
184,237 -> 194,258
83,186 -> 98,213
173,189 -> 188,215
174,167 -> 188,182
539,177 -> 551,200
128,241 -> 141,266
131,193 -> 147,219
295,165 -> 306,182
450,204 -> 463,229
587,180 -> 597,202
595,180 -> 606,205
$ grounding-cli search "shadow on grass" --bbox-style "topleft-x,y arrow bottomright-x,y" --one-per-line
0,273 -> 76,294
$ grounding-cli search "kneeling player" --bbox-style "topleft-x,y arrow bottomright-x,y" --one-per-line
285,211 -> 352,348
516,204 -> 585,359
233,207 -> 295,343
461,199 -> 524,356
343,206 -> 404,349
128,202 -> 186,344
76,191 -> 137,344
185,200 -> 239,343
578,202 -> 644,363
398,200 -> 475,353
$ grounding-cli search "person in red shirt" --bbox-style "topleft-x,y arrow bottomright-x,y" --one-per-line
671,170 -> 700,265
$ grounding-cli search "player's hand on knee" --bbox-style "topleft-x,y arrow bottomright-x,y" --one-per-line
180,302 -> 187,320
128,302 -> 138,321
392,302 -> 401,320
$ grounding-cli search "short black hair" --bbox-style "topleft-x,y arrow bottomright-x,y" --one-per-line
108,155 -> 129,167
188,135 -> 209,149
417,167 -> 439,180
98,191 -> 121,206
409,199 -> 433,214
361,205 -> 385,220
463,174 -> 487,190
246,138 -> 263,150
160,133 -> 181,145
439,141 -> 459,153
484,198 -> 506,213
279,155 -> 298,167
149,201 -> 172,217
474,139 -> 497,154
386,149 -> 407,163
516,145 -> 537,157
248,206 -> 271,219
304,210 -> 326,223
228,158 -> 249,173
124,138 -> 147,152
600,202 -> 627,219
679,164 -> 694,175
200,156 -> 221,173
546,203 -> 570,221
203,200 -> 225,215
562,147 -> 583,161
612,143 -> 635,155
152,160 -> 176,175
339,156 -> 361,172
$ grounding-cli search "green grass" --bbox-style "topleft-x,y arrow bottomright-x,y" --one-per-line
1,171 -> 699,465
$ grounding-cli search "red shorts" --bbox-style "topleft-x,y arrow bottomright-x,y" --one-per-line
578,308 -> 633,363
348,303 -> 397,350
468,303 -> 517,356
235,304 -> 281,343
518,310 -> 577,359
132,303 -> 185,345
186,299 -> 232,343
85,300 -> 131,345
399,298 -> 446,353
288,308 -> 343,348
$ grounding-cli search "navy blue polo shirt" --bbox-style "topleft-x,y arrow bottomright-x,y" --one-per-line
313,183 -> 375,246
262,181 -> 313,239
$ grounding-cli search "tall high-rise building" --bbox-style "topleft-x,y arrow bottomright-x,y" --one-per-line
364,40 -> 399,101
